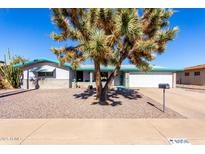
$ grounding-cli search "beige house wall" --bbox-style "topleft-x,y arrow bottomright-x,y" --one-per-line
176,69 -> 205,85
172,72 -> 176,88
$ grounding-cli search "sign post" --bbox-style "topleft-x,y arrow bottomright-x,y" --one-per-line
158,83 -> 170,112
163,88 -> 165,112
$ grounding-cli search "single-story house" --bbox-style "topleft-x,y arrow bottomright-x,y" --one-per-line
0,60 -> 4,66
176,64 -> 205,85
14,58 -> 182,89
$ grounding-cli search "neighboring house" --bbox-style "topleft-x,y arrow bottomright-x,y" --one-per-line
14,58 -> 182,89
0,60 -> 4,66
176,64 -> 205,85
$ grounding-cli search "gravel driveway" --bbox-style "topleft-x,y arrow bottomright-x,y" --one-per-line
0,88 -> 184,119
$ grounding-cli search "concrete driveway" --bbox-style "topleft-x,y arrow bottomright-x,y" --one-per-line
139,88 -> 205,118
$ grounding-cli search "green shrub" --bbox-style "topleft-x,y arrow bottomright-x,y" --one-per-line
0,49 -> 25,88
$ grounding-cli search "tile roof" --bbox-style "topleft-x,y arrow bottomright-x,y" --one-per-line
185,64 -> 205,71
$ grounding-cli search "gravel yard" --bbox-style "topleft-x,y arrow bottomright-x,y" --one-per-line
0,88 -> 184,119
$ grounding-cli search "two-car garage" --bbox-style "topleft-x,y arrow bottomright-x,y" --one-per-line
129,72 -> 174,88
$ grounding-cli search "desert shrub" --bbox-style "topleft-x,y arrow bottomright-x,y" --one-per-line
0,49 -> 26,88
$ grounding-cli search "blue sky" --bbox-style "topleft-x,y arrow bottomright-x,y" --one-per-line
0,8 -> 205,68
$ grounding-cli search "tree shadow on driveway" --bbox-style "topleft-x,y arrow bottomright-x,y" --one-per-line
73,88 -> 96,99
0,89 -> 36,98
73,88 -> 143,106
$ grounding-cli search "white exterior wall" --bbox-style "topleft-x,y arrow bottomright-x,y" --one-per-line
56,67 -> 70,79
129,72 -> 174,88
23,70 -> 35,79
22,63 -> 70,80
21,62 -> 71,89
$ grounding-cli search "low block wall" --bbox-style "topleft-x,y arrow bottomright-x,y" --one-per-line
71,81 -> 116,88
72,82 -> 96,88
21,79 -> 71,89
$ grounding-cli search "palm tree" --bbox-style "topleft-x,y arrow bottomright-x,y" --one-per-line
50,8 -> 178,104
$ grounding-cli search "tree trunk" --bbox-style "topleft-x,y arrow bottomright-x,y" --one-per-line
99,86 -> 108,104
99,54 -> 127,103
94,61 -> 102,99
107,77 -> 113,90
99,69 -> 119,103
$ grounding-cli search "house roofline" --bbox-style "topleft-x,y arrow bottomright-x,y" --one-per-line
76,67 -> 183,72
14,58 -> 184,72
14,58 -> 71,68
184,64 -> 205,71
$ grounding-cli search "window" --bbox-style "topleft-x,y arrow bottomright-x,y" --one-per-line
76,71 -> 83,82
184,72 -> 190,76
194,71 -> 200,76
101,72 -> 108,81
84,72 -> 90,82
38,72 -> 54,77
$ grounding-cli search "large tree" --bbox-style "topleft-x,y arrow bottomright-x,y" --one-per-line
50,8 -> 178,104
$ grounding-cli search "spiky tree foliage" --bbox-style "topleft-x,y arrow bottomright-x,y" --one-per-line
50,8 -> 178,103
12,55 -> 28,65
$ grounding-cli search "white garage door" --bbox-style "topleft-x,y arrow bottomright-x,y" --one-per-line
129,72 -> 173,88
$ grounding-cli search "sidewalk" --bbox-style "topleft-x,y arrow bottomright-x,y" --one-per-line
0,119 -> 205,145
176,84 -> 205,90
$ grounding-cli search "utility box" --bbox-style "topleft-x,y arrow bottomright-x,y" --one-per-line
158,83 -> 170,89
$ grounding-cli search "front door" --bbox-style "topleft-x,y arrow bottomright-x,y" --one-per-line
114,72 -> 124,86
119,72 -> 124,86
76,71 -> 83,82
